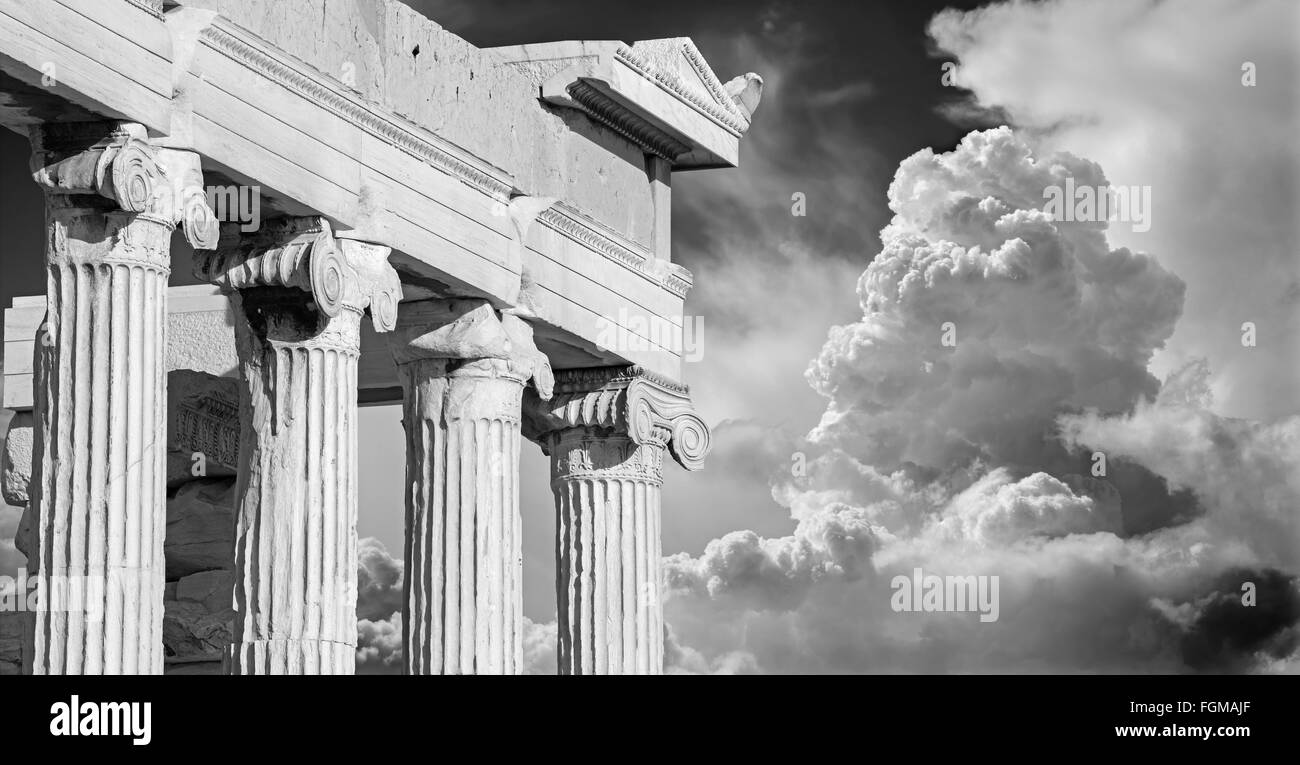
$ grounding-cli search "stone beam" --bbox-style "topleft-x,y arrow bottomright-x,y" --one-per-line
0,0 -> 172,132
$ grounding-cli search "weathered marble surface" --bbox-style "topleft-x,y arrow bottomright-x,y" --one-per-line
180,0 -> 659,247
23,122 -> 216,675
194,218 -> 400,675
163,568 -> 234,673
165,478 -> 235,580
166,371 -> 240,488
526,366 -> 711,674
1,411 -> 31,507
391,300 -> 552,674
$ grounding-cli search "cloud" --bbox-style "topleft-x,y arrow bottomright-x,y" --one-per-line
928,0 -> 1300,420
665,501 -> 878,613
806,127 -> 1184,473
523,618 -> 558,675
357,537 -> 403,622
1059,360 -> 1300,571
664,121 -> 1299,673
936,469 -> 1122,545
357,612 -> 404,673
1153,567 -> 1300,673
356,537 -> 403,672
666,625 -> 760,674
806,80 -> 876,109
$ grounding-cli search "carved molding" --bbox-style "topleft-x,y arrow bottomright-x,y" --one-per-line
567,81 -> 691,161
193,218 -> 401,333
199,19 -> 514,199
197,18 -> 691,299
614,42 -> 749,136
551,431 -> 665,484
524,365 -> 709,471
173,401 -> 240,472
125,0 -> 164,18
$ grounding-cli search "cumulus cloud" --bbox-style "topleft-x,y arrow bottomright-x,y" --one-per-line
928,0 -> 1300,420
523,618 -> 558,675
357,612 -> 404,673
357,537 -> 403,622
936,469 -> 1122,545
806,126 -> 1184,472
664,122 -> 1300,674
665,502 -> 877,613
1060,360 -> 1300,570
356,537 -> 403,673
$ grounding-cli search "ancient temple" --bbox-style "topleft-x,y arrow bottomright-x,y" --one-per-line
0,0 -> 759,674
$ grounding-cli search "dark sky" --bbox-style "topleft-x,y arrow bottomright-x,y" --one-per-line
412,0 -> 993,267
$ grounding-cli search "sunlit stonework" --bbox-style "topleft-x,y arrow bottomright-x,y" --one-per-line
0,0 -> 759,675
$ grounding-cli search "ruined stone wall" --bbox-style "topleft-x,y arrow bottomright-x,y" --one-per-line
0,405 -> 26,674
162,479 -> 235,674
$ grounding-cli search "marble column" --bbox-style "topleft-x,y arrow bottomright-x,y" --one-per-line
24,122 -> 217,675
389,300 -> 552,674
524,366 -> 710,675
193,218 -> 400,674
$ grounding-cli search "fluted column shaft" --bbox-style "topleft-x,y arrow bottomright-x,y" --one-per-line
524,366 -> 711,675
391,299 -> 552,675
27,200 -> 173,675
399,358 -> 526,674
224,292 -> 361,674
549,429 -> 664,675
24,123 -> 216,675
195,218 -> 401,675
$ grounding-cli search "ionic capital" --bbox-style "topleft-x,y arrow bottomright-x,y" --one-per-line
524,366 -> 710,471
29,122 -> 219,249
192,217 -> 401,333
387,299 -> 553,396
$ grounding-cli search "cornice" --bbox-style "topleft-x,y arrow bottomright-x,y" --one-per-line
126,0 -> 164,19
614,43 -> 749,137
567,80 -> 691,161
